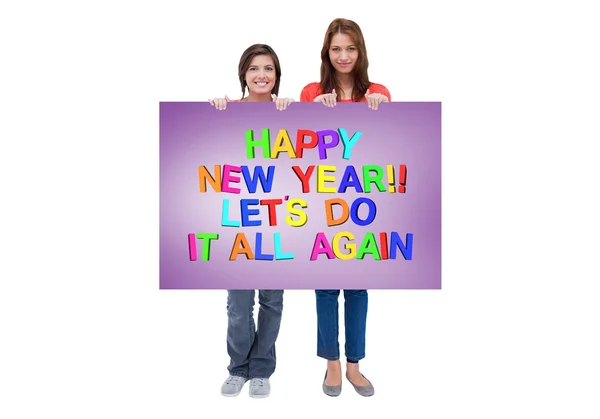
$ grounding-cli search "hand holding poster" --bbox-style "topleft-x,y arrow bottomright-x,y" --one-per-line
160,102 -> 441,289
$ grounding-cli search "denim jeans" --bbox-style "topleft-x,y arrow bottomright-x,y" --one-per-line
315,289 -> 368,362
226,290 -> 284,379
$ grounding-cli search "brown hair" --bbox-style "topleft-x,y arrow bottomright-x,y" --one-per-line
238,44 -> 282,99
319,18 -> 370,102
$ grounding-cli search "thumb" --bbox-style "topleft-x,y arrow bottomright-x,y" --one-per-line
366,88 -> 371,96
271,93 -> 278,101
332,89 -> 336,96
225,95 -> 230,101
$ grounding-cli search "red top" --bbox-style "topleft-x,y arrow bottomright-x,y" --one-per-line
300,82 -> 391,102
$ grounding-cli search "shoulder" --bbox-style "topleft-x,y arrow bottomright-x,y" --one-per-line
300,82 -> 322,102
302,82 -> 321,92
368,83 -> 391,100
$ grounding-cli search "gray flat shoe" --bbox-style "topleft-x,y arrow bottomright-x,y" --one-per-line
346,372 -> 374,397
322,371 -> 342,397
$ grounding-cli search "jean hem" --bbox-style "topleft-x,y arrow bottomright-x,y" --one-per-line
317,353 -> 340,361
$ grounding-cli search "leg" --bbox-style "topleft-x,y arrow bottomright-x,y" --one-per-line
343,289 -> 373,393
316,290 -> 342,389
226,290 -> 256,378
343,289 -> 368,362
248,290 -> 284,379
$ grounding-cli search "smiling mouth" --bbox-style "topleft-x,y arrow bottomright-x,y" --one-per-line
255,81 -> 269,86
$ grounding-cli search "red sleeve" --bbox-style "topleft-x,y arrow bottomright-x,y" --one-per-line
369,83 -> 391,101
300,82 -> 321,102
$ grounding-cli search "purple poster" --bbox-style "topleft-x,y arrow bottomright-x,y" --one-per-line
160,102 -> 441,289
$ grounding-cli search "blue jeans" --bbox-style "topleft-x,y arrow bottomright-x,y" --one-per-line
315,289 -> 368,362
226,290 -> 284,379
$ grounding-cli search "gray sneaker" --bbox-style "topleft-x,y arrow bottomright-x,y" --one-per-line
221,375 -> 248,397
249,378 -> 271,398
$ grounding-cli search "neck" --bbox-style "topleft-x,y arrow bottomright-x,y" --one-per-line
336,72 -> 354,90
244,91 -> 273,102
335,72 -> 354,100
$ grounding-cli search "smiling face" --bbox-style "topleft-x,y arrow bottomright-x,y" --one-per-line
245,54 -> 276,96
328,32 -> 359,74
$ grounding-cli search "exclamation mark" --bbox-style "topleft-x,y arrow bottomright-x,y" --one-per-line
387,165 -> 395,193
398,164 -> 407,193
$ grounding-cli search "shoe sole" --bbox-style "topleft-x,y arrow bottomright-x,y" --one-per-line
249,391 -> 271,399
221,390 -> 242,397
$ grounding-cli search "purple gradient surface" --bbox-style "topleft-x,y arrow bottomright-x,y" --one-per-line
160,102 -> 441,289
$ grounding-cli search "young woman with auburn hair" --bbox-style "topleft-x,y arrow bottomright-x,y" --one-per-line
300,18 -> 390,110
301,18 -> 391,397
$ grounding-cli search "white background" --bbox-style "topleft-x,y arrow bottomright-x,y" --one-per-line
1,1 -> 599,417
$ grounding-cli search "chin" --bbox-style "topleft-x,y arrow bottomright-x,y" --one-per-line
250,88 -> 271,95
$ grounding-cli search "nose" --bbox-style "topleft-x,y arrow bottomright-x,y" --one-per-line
339,50 -> 349,61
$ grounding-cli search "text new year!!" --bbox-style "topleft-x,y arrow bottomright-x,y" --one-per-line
188,128 -> 414,261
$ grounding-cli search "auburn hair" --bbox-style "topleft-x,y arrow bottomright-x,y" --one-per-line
319,18 -> 370,102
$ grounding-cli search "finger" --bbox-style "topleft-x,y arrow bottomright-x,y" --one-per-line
374,95 -> 383,110
209,98 -> 215,106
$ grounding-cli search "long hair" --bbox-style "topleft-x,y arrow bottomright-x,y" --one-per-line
319,18 -> 370,102
238,44 -> 282,99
